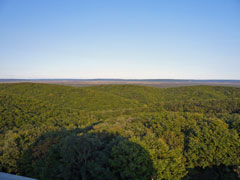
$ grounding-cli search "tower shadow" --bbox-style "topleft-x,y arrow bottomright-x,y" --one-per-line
20,123 -> 156,180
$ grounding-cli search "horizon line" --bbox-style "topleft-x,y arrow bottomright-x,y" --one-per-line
1,78 -> 240,81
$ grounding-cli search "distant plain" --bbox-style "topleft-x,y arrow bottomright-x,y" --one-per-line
1,79 -> 240,88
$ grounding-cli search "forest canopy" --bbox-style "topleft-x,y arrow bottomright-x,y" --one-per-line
0,83 -> 239,180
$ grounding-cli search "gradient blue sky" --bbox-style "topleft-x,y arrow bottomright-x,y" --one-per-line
0,0 -> 240,79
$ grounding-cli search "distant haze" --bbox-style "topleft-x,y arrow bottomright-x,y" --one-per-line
0,0 -> 239,79
1,79 -> 240,88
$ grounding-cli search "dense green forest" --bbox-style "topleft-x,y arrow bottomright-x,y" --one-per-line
0,83 -> 239,180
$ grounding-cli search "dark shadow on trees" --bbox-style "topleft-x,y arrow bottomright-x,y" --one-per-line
18,123 -> 156,180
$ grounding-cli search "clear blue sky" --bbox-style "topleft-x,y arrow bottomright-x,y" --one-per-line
0,0 -> 239,79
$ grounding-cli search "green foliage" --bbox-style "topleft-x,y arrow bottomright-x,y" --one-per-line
109,139 -> 154,180
23,130 -> 155,180
131,135 -> 187,180
183,165 -> 239,180
184,118 -> 240,168
0,83 -> 240,179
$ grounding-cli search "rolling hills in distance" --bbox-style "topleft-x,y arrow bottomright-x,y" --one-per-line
0,83 -> 239,179
1,79 -> 240,88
